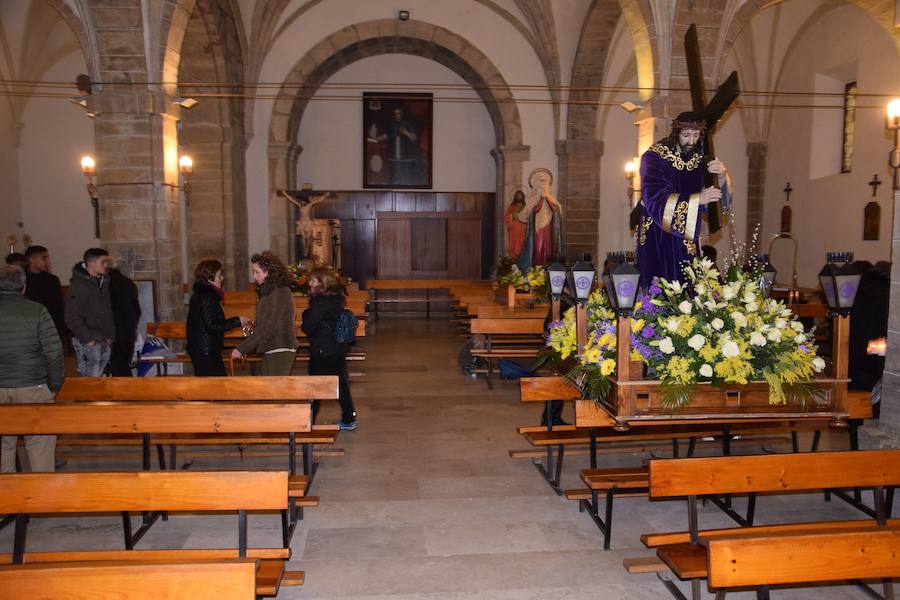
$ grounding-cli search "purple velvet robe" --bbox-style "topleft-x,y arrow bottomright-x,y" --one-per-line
636,143 -> 730,288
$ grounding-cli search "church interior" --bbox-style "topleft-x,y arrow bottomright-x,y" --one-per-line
2,0 -> 900,598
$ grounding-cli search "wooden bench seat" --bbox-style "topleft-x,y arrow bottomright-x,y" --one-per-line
0,558 -> 262,600
0,470 -> 300,597
632,449 -> 900,599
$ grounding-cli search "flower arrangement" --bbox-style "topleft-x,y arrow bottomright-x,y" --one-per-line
498,264 -> 547,294
544,257 -> 826,409
286,264 -> 348,295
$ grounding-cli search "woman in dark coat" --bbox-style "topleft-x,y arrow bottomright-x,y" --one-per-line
108,267 -> 142,376
301,267 -> 356,430
187,260 -> 248,376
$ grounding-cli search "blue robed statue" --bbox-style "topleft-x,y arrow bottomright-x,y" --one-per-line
636,112 -> 732,288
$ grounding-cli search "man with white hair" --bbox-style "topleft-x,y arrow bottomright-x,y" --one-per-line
0,264 -> 64,472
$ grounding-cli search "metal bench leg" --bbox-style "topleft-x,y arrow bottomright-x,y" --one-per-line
122,512 -> 135,550
756,587 -> 770,600
791,431 -> 799,453
603,491 -> 614,550
687,437 -> 696,457
811,430 -> 822,452
672,438 -> 679,458
691,579 -> 702,600
12,514 -> 27,564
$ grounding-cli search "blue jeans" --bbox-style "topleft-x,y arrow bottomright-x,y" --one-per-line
73,339 -> 111,377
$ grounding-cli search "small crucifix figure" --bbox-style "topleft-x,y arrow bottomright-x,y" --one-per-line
783,182 -> 793,202
869,174 -> 882,197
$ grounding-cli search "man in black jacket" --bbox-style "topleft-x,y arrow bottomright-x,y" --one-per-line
24,246 -> 66,339
65,248 -> 114,376
108,267 -> 142,376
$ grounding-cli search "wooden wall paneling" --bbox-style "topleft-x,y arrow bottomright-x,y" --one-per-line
457,193 -> 477,213
354,219 -> 376,287
354,193 -> 376,219
436,192 -> 455,212
376,192 -> 393,213
415,193 -> 436,212
411,218 -> 448,273
480,193 -> 495,278
376,218 -> 411,278
340,217 -> 357,280
395,192 -> 416,212
448,219 -> 482,279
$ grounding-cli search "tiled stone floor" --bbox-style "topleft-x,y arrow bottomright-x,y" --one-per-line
1,319 -> 885,598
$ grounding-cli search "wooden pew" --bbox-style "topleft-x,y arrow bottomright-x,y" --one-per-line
56,377 -> 339,488
515,377 -> 838,549
367,279 -> 491,320
636,449 -> 900,599
141,321 -> 366,376
0,558 -> 259,600
468,318 -> 546,387
0,470 -> 300,597
0,401 -> 317,545
706,525 -> 900,596
476,305 -> 548,319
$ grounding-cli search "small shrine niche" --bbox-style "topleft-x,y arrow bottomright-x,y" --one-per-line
863,201 -> 880,241
780,205 -> 792,234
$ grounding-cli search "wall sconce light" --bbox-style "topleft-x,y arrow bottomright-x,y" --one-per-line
80,155 -> 100,238
173,97 -> 199,110
398,10 -> 410,20
179,155 -> 193,200
625,158 -> 641,208
887,98 -> 900,191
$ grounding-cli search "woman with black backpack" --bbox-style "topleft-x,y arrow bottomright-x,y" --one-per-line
301,267 -> 357,431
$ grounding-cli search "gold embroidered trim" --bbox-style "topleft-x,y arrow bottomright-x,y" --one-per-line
662,194 -> 680,232
672,201 -> 689,235
638,215 -> 652,246
683,239 -> 697,256
685,193 -> 700,240
649,143 -> 702,171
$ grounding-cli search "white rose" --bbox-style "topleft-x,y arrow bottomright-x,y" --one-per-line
794,333 -> 806,344
669,281 -> 683,295
688,334 -> 706,351
721,341 -> 740,358
791,321 -> 804,333
730,312 -> 747,329
722,286 -> 737,301
699,363 -> 713,378
745,301 -> 759,313
679,300 -> 693,315
775,318 -> 788,330
812,357 -> 826,372
712,318 -> 724,331
767,329 -> 782,342
750,331 -> 767,347
659,337 -> 675,354
695,283 -> 707,295
743,292 -> 756,305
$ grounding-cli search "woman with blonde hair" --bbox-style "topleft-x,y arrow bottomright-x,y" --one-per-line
301,267 -> 356,430
231,252 -> 296,375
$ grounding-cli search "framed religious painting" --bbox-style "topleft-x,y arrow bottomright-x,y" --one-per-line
363,92 -> 433,189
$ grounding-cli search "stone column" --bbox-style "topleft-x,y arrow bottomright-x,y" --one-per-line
90,2 -> 183,320
556,139 -> 603,261
863,186 -> 900,448
268,141 -> 302,261
745,142 -> 768,250
491,144 -> 530,260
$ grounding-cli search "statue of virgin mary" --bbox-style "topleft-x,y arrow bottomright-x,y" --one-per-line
516,168 -> 564,270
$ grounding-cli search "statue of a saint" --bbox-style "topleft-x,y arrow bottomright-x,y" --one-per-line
504,190 -> 527,259
516,168 -> 563,270
635,112 -> 731,287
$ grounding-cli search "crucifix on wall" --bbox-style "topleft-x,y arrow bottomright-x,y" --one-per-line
279,187 -> 340,267
783,182 -> 793,202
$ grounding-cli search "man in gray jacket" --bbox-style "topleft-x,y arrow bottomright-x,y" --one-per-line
65,248 -> 114,376
0,265 -> 64,472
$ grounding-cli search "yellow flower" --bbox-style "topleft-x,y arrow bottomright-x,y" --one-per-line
600,358 -> 616,376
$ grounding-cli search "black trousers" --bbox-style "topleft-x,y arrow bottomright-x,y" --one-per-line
190,352 -> 228,376
309,354 -> 355,424
109,338 -> 135,376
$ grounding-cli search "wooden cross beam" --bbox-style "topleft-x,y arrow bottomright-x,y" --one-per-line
684,24 -> 740,234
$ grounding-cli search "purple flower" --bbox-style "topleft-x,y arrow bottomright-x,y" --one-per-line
799,345 -> 810,353
649,283 -> 662,296
642,325 -> 656,339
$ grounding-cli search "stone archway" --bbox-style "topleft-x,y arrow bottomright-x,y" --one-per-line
43,0 -> 98,79
266,19 -> 527,259
720,0 -> 900,65
563,0 -> 655,259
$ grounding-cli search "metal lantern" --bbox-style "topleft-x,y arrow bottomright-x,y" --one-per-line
603,252 -> 641,315
548,260 -> 567,298
569,256 -> 595,305
819,252 -> 861,316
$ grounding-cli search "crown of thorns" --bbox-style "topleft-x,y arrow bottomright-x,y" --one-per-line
671,118 -> 707,132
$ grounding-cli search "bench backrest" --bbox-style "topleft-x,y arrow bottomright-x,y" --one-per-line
57,376 -> 339,402
476,305 -> 548,319
0,559 -> 257,599
707,526 -> 900,588
519,376 -> 581,402
0,471 -> 288,513
368,279 -> 486,290
469,318 -> 546,335
148,318 -> 367,339
649,449 -> 900,498
0,403 -> 310,435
